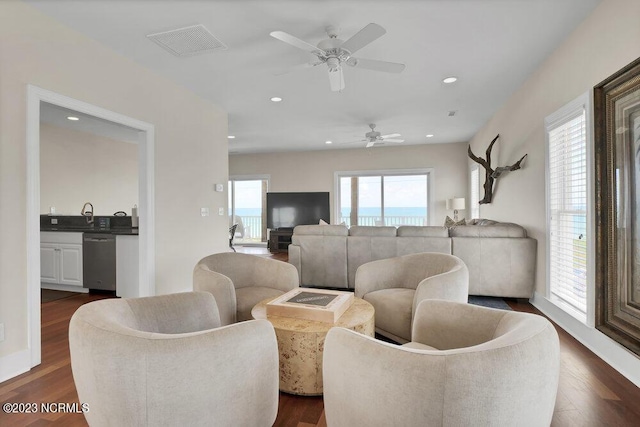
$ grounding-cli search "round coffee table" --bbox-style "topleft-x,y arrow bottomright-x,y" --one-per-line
252,296 -> 374,396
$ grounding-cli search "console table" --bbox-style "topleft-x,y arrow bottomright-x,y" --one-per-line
268,229 -> 293,253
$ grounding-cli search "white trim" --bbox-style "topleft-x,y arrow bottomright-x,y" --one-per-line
531,292 -> 640,387
41,284 -> 89,293
334,168 -> 435,226
0,349 -> 32,383
26,85 -> 156,371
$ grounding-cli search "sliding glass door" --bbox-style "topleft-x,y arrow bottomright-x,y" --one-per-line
337,170 -> 431,226
228,177 -> 268,244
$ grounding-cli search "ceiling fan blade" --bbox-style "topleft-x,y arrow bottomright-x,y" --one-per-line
383,139 -> 404,143
340,23 -> 386,55
365,141 -> 376,148
380,133 -> 401,139
347,57 -> 405,73
328,67 -> 345,92
270,31 -> 325,57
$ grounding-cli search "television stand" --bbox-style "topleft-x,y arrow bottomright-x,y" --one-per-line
269,229 -> 293,253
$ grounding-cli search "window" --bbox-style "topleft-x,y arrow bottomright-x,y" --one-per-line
470,165 -> 480,220
228,176 -> 269,244
336,169 -> 433,226
545,93 -> 592,322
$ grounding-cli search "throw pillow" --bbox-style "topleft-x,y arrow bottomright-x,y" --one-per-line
444,216 -> 466,228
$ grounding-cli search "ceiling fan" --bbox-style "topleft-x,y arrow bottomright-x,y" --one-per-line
343,124 -> 404,148
270,23 -> 405,92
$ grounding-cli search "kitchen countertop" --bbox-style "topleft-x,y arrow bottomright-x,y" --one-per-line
40,214 -> 138,235
40,227 -> 139,235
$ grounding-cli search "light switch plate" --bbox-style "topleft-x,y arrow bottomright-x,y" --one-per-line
215,183 -> 224,192
218,207 -> 224,215
201,207 -> 210,217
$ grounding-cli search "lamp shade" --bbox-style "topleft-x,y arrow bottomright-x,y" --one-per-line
446,197 -> 466,211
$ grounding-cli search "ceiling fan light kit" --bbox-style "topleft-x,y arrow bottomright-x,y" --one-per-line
270,23 -> 405,92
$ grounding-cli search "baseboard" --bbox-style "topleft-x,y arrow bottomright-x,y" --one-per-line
41,283 -> 88,293
531,292 -> 640,388
0,349 -> 31,383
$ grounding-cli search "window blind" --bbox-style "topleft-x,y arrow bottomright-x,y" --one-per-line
547,110 -> 587,314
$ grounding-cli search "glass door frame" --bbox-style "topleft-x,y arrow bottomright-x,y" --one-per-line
334,168 -> 435,226
229,174 -> 270,245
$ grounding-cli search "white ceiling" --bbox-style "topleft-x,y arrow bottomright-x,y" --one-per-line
26,0 -> 601,154
41,102 -> 142,144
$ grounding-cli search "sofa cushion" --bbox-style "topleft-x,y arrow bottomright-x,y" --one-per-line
235,286 -> 285,322
449,224 -> 527,238
293,224 -> 348,236
467,218 -> 499,226
349,226 -> 397,237
347,236 -> 398,288
363,288 -> 415,342
397,226 -> 449,237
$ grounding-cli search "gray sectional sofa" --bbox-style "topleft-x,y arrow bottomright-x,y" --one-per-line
288,221 -> 537,298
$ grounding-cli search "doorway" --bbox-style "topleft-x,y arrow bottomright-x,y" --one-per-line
228,176 -> 269,245
26,85 -> 155,368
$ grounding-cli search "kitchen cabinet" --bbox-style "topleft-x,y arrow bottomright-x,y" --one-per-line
40,232 -> 85,291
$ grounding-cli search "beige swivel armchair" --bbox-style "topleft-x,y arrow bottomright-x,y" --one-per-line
323,299 -> 560,427
194,252 -> 299,325
69,292 -> 279,427
354,252 -> 469,343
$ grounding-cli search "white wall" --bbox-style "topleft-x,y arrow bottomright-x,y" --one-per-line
230,142 -> 469,225
468,0 -> 640,385
0,2 -> 228,371
469,0 -> 640,295
40,123 -> 138,216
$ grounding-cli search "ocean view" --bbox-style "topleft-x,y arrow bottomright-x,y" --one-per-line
234,207 -> 427,217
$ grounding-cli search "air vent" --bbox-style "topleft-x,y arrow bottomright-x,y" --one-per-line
147,24 -> 227,57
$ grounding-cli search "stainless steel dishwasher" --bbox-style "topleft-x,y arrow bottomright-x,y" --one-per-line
83,233 -> 116,291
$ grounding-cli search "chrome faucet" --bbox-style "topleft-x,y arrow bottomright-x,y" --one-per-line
81,202 -> 94,224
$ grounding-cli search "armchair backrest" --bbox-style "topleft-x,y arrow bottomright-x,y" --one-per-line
196,252 -> 299,291
355,252 -> 466,296
69,292 -> 279,427
324,301 -> 560,427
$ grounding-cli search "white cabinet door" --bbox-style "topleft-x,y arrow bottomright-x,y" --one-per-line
59,244 -> 83,287
40,244 -> 59,283
41,233 -> 84,289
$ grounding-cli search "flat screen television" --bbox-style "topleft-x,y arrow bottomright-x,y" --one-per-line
266,192 -> 330,230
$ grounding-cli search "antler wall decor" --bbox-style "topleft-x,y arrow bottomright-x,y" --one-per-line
468,134 -> 527,204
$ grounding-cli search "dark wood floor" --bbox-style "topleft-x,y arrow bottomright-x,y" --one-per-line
1,246 -> 638,426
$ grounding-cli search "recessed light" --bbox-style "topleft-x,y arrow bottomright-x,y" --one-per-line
67,116 -> 79,121
325,141 -> 332,144
227,135 -> 235,139
270,97 -> 282,102
426,134 -> 434,138
443,77 -> 458,84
